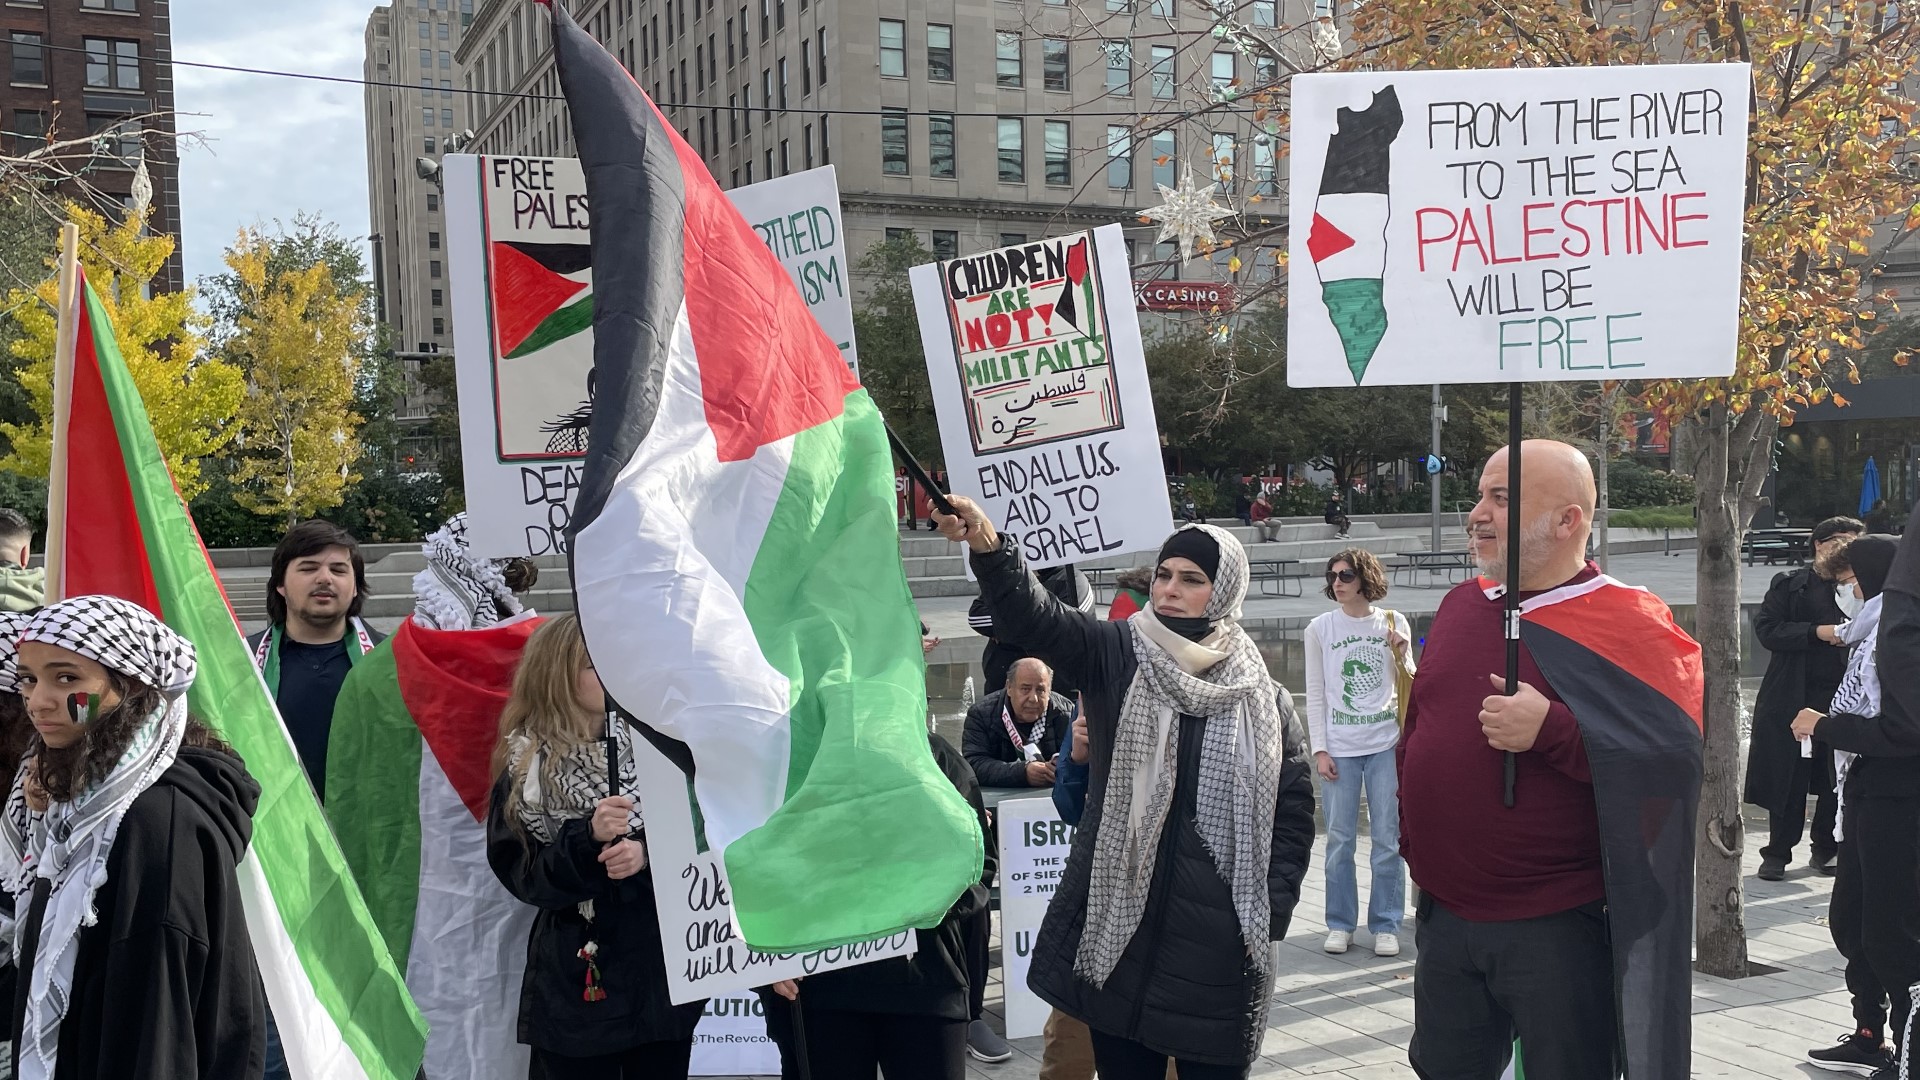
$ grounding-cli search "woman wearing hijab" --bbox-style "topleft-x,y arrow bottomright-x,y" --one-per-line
413,513 -> 531,630
1,595 -> 265,1080
933,497 -> 1315,1080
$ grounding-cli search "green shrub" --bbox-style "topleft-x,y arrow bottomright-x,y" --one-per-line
1607,459 -> 1695,509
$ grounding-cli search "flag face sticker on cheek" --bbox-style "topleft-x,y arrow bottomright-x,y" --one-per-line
65,693 -> 99,726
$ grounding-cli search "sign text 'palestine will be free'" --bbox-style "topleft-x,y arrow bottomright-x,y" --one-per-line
1287,64 -> 1749,387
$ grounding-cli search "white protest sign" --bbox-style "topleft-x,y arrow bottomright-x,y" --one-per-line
631,729 -> 914,1004
912,225 -> 1173,571
997,791 -> 1074,1040
690,993 -> 782,1076
1286,64 -> 1749,387
445,156 -> 860,558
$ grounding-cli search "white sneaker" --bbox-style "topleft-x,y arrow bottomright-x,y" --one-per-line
1323,930 -> 1352,954
1374,933 -> 1401,957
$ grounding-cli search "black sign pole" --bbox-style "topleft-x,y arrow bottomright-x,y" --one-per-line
1503,381 -> 1521,809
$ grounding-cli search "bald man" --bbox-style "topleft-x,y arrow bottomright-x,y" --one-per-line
1399,440 -> 1704,1080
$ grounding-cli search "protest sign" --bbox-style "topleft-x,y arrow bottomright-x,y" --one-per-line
996,791 -> 1074,1040
445,156 -> 859,557
691,993 -> 781,1076
1287,64 -> 1749,387
912,225 -> 1173,571
631,727 -> 914,1004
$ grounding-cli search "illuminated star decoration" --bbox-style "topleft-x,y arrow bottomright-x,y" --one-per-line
1141,168 -> 1237,263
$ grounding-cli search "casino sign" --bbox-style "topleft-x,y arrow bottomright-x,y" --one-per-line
1133,281 -> 1237,311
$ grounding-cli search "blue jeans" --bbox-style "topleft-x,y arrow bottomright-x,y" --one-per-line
1321,749 -> 1405,935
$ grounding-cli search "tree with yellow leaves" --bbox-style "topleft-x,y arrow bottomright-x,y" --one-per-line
0,203 -> 241,499
220,226 -> 369,525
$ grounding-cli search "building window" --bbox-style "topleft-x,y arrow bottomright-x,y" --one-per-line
779,57 -> 789,106
804,122 -> 815,167
881,107 -> 908,175
1105,40 -> 1130,95
438,21 -> 449,39
1044,120 -> 1070,185
762,67 -> 772,119
929,111 -> 955,178
740,6 -> 749,54
928,24 -> 953,82
697,44 -> 706,88
1253,0 -> 1277,26
802,46 -> 811,94
879,20 -> 905,77
1211,51 -> 1235,92
886,228 -> 914,244
1150,45 -> 1175,99
821,113 -> 831,164
932,230 -> 958,259
727,17 -> 735,64
1043,38 -> 1069,91
10,33 -> 45,85
996,32 -> 1022,88
780,138 -> 790,173
760,0 -> 770,40
430,260 -> 443,279
8,110 -> 44,153
699,116 -> 709,155
818,27 -> 828,84
419,20 -> 430,39
1315,0 -> 1335,16
1107,126 -> 1132,189
763,147 -> 774,176
439,49 -> 451,68
1255,55 -> 1277,85
1252,136 -> 1278,196
81,0 -> 140,9
997,117 -> 1024,182
777,0 -> 786,30
1000,233 -> 1027,247
420,48 -> 433,67
429,231 -> 442,250
86,114 -> 141,165
424,134 -> 436,153
729,93 -> 739,140
1211,131 -> 1234,184
1152,129 -> 1175,189
441,107 -> 453,126
426,192 -> 440,212
745,159 -> 753,183
423,107 -> 436,127
433,317 -> 446,335
432,288 -> 444,307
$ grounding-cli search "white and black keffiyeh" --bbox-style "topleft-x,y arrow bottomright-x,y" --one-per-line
506,715 -> 643,845
413,513 -> 524,630
1830,594 -> 1884,845
0,595 -> 193,1080
1075,523 -> 1284,987
0,608 -> 37,693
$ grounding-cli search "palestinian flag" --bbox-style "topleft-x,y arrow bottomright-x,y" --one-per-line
326,617 -> 542,1080
1309,85 -> 1401,385
1518,575 -> 1703,1080
46,271 -> 427,1078
492,240 -> 592,359
545,0 -> 983,953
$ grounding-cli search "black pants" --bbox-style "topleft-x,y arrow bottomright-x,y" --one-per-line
964,904 -> 991,1021
1408,897 -> 1616,1080
1089,1028 -> 1247,1080
527,1039 -> 693,1080
1852,792 -> 1920,1063
1762,748 -> 1839,862
1830,827 -> 1891,1038
761,1001 -> 965,1080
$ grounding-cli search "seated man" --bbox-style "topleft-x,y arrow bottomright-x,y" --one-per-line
962,656 -> 1073,788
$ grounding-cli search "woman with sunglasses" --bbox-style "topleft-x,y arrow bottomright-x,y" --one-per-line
1305,549 -> 1413,958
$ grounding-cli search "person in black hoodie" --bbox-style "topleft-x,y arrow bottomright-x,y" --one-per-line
934,499 -> 1315,1080
971,564 -> 1092,696
486,613 -> 704,1080
752,727 -> 993,1080
0,594 -> 264,1080
1796,527 -> 1916,1080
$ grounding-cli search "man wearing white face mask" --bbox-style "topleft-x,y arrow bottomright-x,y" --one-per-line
1747,516 -> 1865,881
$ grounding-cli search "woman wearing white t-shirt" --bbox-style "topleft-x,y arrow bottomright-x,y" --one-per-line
1305,548 -> 1413,958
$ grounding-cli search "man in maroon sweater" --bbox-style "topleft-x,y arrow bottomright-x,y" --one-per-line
1400,440 -> 1703,1080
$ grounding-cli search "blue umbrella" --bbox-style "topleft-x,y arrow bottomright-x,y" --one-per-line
1860,456 -> 1882,517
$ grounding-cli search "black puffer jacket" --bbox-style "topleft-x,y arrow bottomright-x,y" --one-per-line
971,536 -> 1314,1069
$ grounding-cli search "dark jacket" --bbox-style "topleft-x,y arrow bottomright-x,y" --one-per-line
1743,566 -> 1851,813
962,688 -> 1073,789
1816,533 -> 1920,799
755,733 -> 995,1021
12,746 -> 266,1080
485,775 -> 706,1057
971,536 -> 1314,1069
971,565 -> 1093,696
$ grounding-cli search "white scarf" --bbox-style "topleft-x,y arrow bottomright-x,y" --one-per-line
1075,524 -> 1284,987
1831,594 -> 1883,844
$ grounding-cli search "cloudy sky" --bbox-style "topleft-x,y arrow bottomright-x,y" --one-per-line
173,0 -> 374,287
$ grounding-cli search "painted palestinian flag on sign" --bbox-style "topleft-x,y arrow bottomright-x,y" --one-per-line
1309,85 -> 1402,385
1517,575 -> 1703,1080
327,616 -> 542,1080
543,0 -> 983,953
492,240 -> 592,359
48,273 -> 427,1079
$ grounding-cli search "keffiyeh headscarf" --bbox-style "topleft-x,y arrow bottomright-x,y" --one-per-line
0,595 -> 195,1080
0,608 -> 36,693
506,716 -> 643,845
413,513 -> 524,630
1075,523 -> 1285,987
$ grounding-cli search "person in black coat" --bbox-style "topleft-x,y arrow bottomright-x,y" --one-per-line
754,731 -> 995,1080
486,614 -> 704,1080
935,498 -> 1315,1080
971,564 -> 1092,696
961,660 -> 1073,790
1745,516 -> 1864,880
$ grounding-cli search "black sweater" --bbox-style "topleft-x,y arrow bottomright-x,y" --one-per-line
12,746 -> 266,1080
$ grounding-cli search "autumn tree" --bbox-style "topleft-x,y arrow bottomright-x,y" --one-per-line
0,203 -> 240,498
1338,0 -> 1920,976
851,234 -> 943,464
1530,381 -> 1643,571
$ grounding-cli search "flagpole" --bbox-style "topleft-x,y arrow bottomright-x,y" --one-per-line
43,222 -> 81,604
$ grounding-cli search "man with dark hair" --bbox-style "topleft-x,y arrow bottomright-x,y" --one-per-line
0,507 -> 43,612
246,519 -> 382,803
1746,514 -> 1866,881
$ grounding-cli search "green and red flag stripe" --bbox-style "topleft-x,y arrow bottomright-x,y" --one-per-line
491,240 -> 592,359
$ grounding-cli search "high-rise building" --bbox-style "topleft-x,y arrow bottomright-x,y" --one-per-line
364,0 -> 476,448
0,0 -> 183,291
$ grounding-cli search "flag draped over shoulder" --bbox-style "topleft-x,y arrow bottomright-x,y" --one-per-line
49,273 -> 427,1080
327,616 -> 543,1080
543,0 -> 982,953
1518,576 -> 1703,1080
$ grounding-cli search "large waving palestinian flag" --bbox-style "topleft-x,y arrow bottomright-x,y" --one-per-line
492,240 -> 592,359
1309,85 -> 1401,385
1518,575 -> 1703,1080
47,271 -> 427,1079
326,617 -> 542,1080
545,0 -> 982,953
